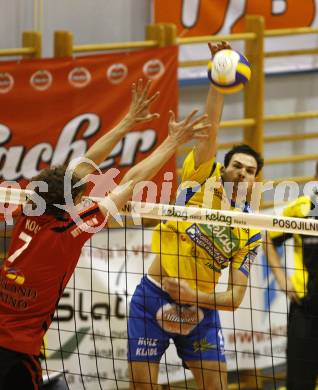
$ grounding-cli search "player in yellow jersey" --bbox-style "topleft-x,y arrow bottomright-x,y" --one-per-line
265,163 -> 318,390
128,42 -> 264,390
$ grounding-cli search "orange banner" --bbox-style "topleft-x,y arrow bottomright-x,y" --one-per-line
154,0 -> 316,36
153,0 -> 318,78
0,46 -> 178,201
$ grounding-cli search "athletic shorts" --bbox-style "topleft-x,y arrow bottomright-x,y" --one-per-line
127,276 -> 226,364
0,346 -> 42,390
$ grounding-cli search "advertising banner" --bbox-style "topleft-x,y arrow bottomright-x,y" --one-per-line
153,0 -> 318,80
0,46 -> 178,198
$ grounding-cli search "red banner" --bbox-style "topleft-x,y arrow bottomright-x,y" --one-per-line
153,1 -> 318,78
154,0 -> 316,36
0,46 -> 178,200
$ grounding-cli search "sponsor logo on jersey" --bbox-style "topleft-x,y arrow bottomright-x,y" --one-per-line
200,224 -> 240,256
186,224 -> 228,265
240,248 -> 258,275
2,266 -> 25,285
193,337 -> 216,353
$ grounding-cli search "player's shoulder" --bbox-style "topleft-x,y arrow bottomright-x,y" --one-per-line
283,196 -> 312,218
240,227 -> 262,247
182,150 -> 221,180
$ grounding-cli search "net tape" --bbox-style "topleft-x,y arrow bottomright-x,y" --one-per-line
1,187 -> 317,236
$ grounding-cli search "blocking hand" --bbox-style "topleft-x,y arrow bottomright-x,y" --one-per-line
168,109 -> 210,145
127,78 -> 160,124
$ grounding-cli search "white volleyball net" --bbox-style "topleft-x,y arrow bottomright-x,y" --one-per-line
0,187 -> 315,389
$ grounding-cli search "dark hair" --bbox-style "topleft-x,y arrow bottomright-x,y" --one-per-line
31,165 -> 85,218
224,144 -> 264,176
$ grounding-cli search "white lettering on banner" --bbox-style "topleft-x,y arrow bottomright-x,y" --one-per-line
0,115 -> 156,180
181,0 -> 200,28
180,0 -> 291,34
50,113 -> 100,167
161,0 -> 317,36
0,114 -> 100,180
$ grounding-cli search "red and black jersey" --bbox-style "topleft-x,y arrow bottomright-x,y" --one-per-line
0,202 -> 106,356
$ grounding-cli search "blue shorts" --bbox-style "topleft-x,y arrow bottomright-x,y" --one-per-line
127,276 -> 226,364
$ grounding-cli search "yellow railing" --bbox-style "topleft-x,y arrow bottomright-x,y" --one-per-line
0,32 -> 42,58
53,24 -> 178,57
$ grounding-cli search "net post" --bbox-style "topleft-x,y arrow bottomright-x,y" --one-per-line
54,31 -> 73,57
22,31 -> 42,58
243,15 -> 265,179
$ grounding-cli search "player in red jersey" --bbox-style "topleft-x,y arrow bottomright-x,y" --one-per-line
0,79 -> 209,390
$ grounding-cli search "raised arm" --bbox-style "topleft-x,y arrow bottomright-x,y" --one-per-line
98,110 -> 209,215
74,79 -> 160,179
193,41 -> 231,169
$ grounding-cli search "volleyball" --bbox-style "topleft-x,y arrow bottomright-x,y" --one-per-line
208,49 -> 251,94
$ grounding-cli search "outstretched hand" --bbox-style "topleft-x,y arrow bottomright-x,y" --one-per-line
208,40 -> 232,58
168,109 -> 210,145
127,78 -> 160,124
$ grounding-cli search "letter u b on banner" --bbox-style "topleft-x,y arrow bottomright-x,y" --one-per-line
153,0 -> 316,36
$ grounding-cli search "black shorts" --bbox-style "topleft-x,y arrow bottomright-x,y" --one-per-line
0,346 -> 42,390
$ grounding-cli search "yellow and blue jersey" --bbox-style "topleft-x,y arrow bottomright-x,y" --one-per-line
152,151 -> 262,293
